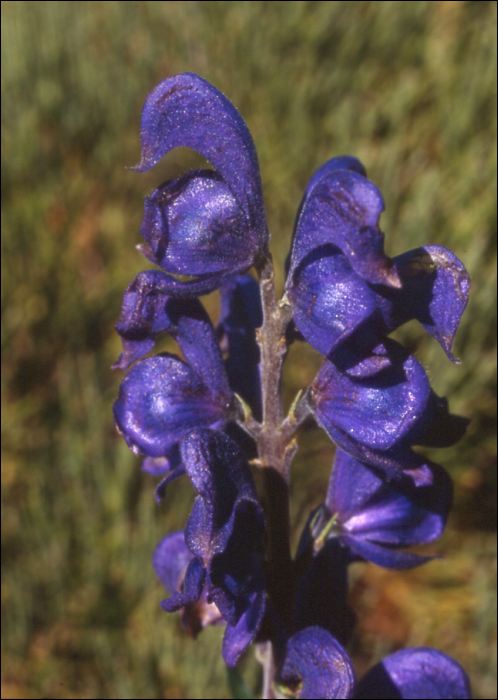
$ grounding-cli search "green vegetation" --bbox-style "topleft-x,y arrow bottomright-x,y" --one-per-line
2,2 -> 496,697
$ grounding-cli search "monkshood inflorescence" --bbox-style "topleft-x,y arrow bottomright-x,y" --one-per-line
113,73 -> 472,699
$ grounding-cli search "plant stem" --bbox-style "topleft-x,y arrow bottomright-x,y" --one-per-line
254,254 -> 295,698
256,254 -> 293,475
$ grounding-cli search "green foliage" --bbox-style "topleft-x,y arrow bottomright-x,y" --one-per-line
2,1 -> 496,698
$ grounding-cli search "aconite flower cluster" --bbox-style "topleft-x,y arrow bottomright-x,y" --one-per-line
113,73 -> 471,699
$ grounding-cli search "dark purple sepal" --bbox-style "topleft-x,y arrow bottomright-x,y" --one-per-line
288,168 -> 400,289
382,246 -> 470,363
141,446 -> 186,500
354,647 -> 471,699
303,157 -> 368,200
133,73 -> 267,244
287,245 -> 379,357
139,170 -> 260,287
113,269 -> 179,370
160,556 -> 206,612
154,463 -> 186,503
113,271 -> 229,397
311,340 -> 431,452
327,449 -> 452,549
285,156 -> 368,278
342,534 -> 436,570
218,275 -> 262,419
153,532 -> 223,636
222,587 -> 266,668
280,627 -> 355,699
113,354 -> 229,457
180,430 -> 266,660
153,531 -> 194,596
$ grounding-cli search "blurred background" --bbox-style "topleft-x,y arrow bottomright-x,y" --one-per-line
1,1 -> 496,698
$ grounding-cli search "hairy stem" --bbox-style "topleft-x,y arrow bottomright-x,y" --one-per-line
254,254 -> 295,698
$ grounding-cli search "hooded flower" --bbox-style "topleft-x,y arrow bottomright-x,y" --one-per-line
309,338 -> 467,480
113,274 -> 232,457
132,73 -> 269,297
286,157 -> 469,362
354,647 -> 472,699
278,627 -> 471,699
320,448 -> 453,569
155,429 -> 266,668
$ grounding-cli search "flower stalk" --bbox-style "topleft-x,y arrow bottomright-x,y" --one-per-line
113,73 -> 472,699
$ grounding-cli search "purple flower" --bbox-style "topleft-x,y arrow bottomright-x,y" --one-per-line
354,647 -> 472,699
113,278 -> 232,457
309,339 -> 467,480
153,531 -> 223,637
322,448 -> 452,569
154,429 -> 266,668
286,158 -> 469,361
132,73 -> 268,297
280,627 -> 356,699
309,339 -> 430,480
278,628 -> 471,699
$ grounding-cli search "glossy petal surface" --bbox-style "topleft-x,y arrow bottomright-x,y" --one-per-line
354,647 -> 471,699
311,340 -> 431,451
287,245 -> 379,356
376,246 -> 470,362
303,156 -> 367,200
139,170 -> 257,283
281,627 -> 355,699
288,167 -> 399,288
113,355 -> 228,457
328,449 -> 452,546
134,73 -> 267,242
113,271 -> 229,396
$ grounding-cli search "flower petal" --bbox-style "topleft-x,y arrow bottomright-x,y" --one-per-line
160,556 -> 206,612
280,627 -> 355,699
140,170 -> 259,281
328,449 -> 452,547
311,340 -> 431,452
376,246 -> 470,362
222,587 -> 266,668
153,531 -> 193,595
113,271 -> 229,397
354,647 -> 471,699
342,533 -> 435,570
180,430 -> 266,640
288,168 -> 400,288
287,245 -> 379,356
113,355 -> 228,457
303,156 -> 367,200
133,73 -> 267,244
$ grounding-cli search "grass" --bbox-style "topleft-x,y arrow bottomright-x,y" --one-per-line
1,1 -> 496,698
